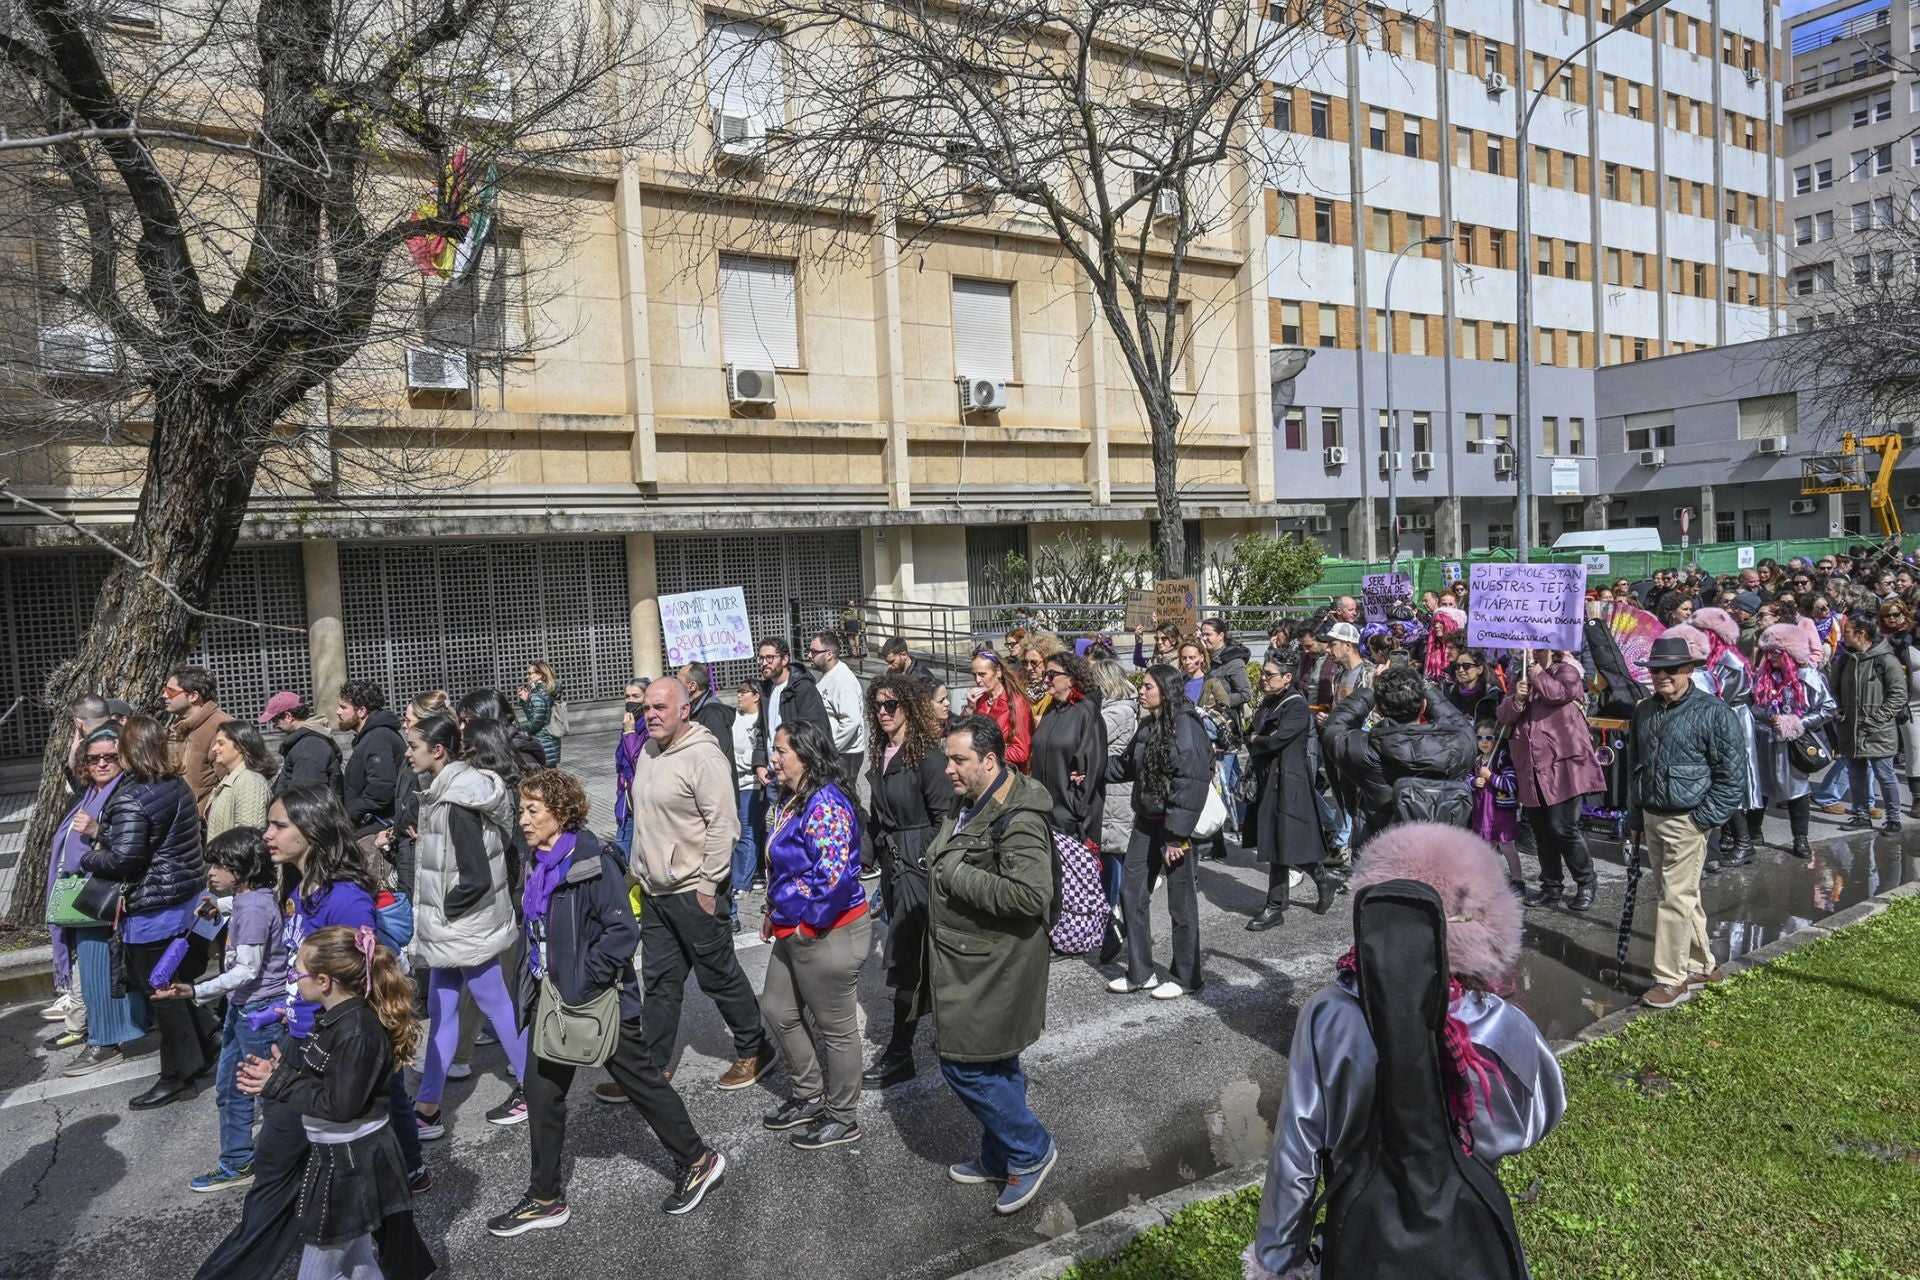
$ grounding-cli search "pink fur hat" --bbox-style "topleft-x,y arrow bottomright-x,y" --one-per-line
1692,606 -> 1739,646
1758,621 -> 1817,667
1347,822 -> 1524,986
1435,606 -> 1467,631
1664,623 -> 1712,662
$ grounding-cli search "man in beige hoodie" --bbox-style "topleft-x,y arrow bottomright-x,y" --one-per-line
626,676 -> 773,1092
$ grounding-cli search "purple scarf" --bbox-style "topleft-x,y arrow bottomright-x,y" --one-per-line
523,831 -> 578,926
614,730 -> 648,825
47,773 -> 123,988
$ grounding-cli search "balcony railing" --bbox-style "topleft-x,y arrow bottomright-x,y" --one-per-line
1785,52 -> 1898,100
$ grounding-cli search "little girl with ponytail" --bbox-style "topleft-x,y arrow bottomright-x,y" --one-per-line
237,925 -> 436,1280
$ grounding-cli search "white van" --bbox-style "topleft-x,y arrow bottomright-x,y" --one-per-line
1550,529 -> 1664,553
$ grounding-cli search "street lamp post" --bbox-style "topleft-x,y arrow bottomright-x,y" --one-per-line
1384,234 -> 1454,572
1512,0 -> 1674,562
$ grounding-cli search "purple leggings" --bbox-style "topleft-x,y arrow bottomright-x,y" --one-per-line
417,958 -> 528,1106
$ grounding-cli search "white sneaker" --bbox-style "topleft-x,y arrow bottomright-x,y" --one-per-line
1287,869 -> 1305,889
446,1061 -> 473,1081
1106,976 -> 1151,994
39,994 -> 74,1022
1150,981 -> 1186,1001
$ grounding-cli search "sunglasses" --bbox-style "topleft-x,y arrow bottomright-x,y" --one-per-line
1452,662 -> 1480,671
874,698 -> 902,714
1045,668 -> 1071,680
1023,658 -> 1046,668
162,685 -> 184,697
86,752 -> 119,765
1475,734 -> 1497,742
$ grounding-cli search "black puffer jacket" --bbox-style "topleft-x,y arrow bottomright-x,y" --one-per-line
274,725 -> 343,798
1323,686 -> 1475,838
344,709 -> 406,832
81,776 -> 206,916
515,831 -> 644,1030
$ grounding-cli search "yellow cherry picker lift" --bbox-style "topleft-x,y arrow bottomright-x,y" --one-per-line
1801,431 -> 1903,537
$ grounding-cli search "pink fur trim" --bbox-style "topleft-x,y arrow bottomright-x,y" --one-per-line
1348,822 -> 1524,986
1435,606 -> 1467,630
1242,1245 -> 1316,1280
1759,622 -> 1817,668
1665,624 -> 1712,662
1692,607 -> 1739,646
1775,713 -> 1806,741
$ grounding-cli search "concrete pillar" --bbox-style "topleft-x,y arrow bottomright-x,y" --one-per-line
1827,492 -> 1846,537
1347,497 -> 1377,563
873,221 -> 912,509
1077,273 -> 1112,504
614,167 -> 658,486
1581,495 -> 1609,532
1239,135 -> 1275,505
1435,496 -> 1464,559
626,532 -> 662,679
302,539 -> 346,713
1699,484 -> 1717,543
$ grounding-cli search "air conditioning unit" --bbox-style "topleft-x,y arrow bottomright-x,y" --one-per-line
1899,421 -> 1920,441
957,375 -> 1007,413
405,346 -> 467,391
1397,513 -> 1433,531
1789,498 -> 1818,516
1905,493 -> 1920,511
1323,445 -> 1349,467
1484,71 -> 1509,96
1379,451 -> 1402,473
1152,188 -> 1182,221
1757,434 -> 1790,455
726,364 -> 778,406
463,69 -> 513,122
1493,452 -> 1515,476
1308,514 -> 1334,533
1744,66 -> 1763,85
39,322 -> 119,375
1639,448 -> 1667,467
1411,450 -> 1436,473
714,110 -> 765,162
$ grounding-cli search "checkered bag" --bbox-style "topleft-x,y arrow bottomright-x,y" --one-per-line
1048,829 -> 1109,956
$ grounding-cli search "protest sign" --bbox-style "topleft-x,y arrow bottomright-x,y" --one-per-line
1466,563 -> 1586,651
659,586 -> 753,667
1361,572 -> 1413,623
1154,579 -> 1199,634
1124,589 -> 1156,630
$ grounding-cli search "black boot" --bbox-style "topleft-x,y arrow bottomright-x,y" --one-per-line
1098,912 -> 1125,965
1789,796 -> 1813,858
1246,903 -> 1287,931
1719,839 -> 1754,870
1310,867 -> 1338,916
1566,880 -> 1596,912
1524,882 -> 1563,907
862,996 -> 918,1087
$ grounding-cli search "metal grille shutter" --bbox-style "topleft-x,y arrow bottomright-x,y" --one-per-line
0,546 -> 308,759
654,531 -> 862,690
965,525 -> 1029,605
718,255 -> 799,369
951,279 -> 1015,381
340,539 -> 632,704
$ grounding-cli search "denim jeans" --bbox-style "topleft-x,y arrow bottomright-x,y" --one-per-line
216,997 -> 282,1171
730,787 -> 765,922
939,1055 -> 1053,1177
1811,761 -> 1851,807
1847,756 -> 1898,817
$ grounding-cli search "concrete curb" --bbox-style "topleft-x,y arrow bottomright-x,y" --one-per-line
0,944 -> 52,981
949,878 -> 1920,1280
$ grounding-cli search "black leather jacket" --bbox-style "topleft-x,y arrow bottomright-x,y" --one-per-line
81,776 -> 206,915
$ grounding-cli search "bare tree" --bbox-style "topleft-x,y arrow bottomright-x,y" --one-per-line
676,0 -> 1327,576
0,0 -> 675,923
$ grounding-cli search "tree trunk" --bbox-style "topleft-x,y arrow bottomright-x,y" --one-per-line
1148,391 -> 1185,579
5,388 -> 259,926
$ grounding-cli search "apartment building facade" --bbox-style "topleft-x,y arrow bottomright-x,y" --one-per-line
1782,0 -> 1913,325
1261,0 -> 1787,557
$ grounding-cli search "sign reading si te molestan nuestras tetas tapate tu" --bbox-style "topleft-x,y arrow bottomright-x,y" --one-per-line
659,587 -> 754,667
1466,563 -> 1586,651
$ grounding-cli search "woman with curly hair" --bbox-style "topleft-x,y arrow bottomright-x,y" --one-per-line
1103,665 -> 1212,1000
860,673 -> 952,1087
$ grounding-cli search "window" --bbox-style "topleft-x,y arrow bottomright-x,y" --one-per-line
1624,413 -> 1675,451
950,278 -> 1015,381
1488,229 -> 1506,269
1449,28 -> 1470,73
1491,414 -> 1512,444
1486,136 -> 1503,175
1795,216 -> 1813,245
1606,247 -> 1623,283
1716,511 -> 1737,543
1399,16 -> 1417,55
1567,417 -> 1585,455
1738,394 -> 1798,439
1812,108 -> 1831,138
1538,330 -> 1556,366
1313,198 -> 1334,243
1816,160 -> 1833,190
1465,412 -> 1484,443
1854,202 -> 1873,232
1370,208 -> 1391,252
1604,163 -> 1620,200
1793,165 -> 1811,196
1368,108 -> 1387,150
718,252 -> 800,368
1459,320 -> 1479,359
1603,77 -> 1616,113
1483,40 -> 1502,79
1816,210 -> 1834,240
1851,96 -> 1871,128
1541,415 -> 1559,454
1402,116 -> 1422,157
423,227 -> 527,353
1321,409 -> 1343,448
1743,511 -> 1771,541
1561,153 -> 1577,188
1536,237 -> 1552,278
1875,90 -> 1894,122
1873,144 -> 1894,175
1851,148 -> 1869,179
1143,302 -> 1191,390
1411,411 -> 1432,453
1318,306 -> 1338,347
1627,83 -> 1643,120
1692,261 -> 1707,295
1454,127 -> 1472,168
1408,315 -> 1428,356
1562,243 -> 1578,279
1271,87 -> 1293,131
1275,191 -> 1299,237
1282,407 -> 1306,450
1408,214 -> 1428,247
1853,253 -> 1873,284
1793,114 -> 1811,146
1310,93 -> 1330,138
704,15 -> 785,132
1456,223 -> 1475,265
1491,323 -> 1509,361
1279,301 -> 1302,344
1485,523 -> 1514,550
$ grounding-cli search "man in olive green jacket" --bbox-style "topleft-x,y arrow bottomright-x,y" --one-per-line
916,713 -> 1059,1216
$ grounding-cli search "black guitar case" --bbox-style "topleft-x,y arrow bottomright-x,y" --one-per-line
1318,880 -> 1528,1280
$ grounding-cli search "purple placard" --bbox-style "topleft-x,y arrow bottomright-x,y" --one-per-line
1466,563 -> 1586,651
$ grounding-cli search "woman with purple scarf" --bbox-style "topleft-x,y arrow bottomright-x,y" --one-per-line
487,768 -> 725,1237
46,726 -> 149,1074
613,678 -> 650,857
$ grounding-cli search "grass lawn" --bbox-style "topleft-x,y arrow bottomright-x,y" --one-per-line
1061,896 -> 1920,1280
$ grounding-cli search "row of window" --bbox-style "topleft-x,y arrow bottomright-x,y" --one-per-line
1794,145 -> 1897,193
1276,406 -> 1593,457
1790,89 -> 1893,146
1272,297 -> 1674,366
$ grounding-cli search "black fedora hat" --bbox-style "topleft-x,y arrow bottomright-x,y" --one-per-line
1643,635 -> 1698,671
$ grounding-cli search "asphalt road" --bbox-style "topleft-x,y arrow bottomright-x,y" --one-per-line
1,807 -> 1910,1280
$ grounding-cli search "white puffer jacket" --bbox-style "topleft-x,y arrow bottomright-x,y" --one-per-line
413,761 -> 517,969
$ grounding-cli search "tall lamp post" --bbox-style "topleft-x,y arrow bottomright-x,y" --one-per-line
1384,233 -> 1454,572
1512,0 -> 1674,562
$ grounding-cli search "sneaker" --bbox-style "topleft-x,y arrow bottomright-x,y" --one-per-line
189,1164 -> 254,1194
476,1026 -> 499,1047
61,1044 -> 122,1077
1106,976 -> 1151,994
486,1194 -> 570,1237
445,1061 -> 473,1081
715,1044 -> 776,1091
408,1165 -> 434,1194
1683,967 -> 1728,990
39,994 -> 74,1022
1641,982 -> 1694,1010
662,1150 -> 725,1215
1149,981 -> 1186,1001
593,1081 -> 628,1105
44,1028 -> 86,1051
762,1095 -> 825,1131
1883,820 -> 1904,836
1844,813 -> 1873,829
790,1118 -> 861,1150
415,1111 -> 446,1140
1820,802 -> 1850,815
486,1086 -> 528,1126
1871,807 -> 1886,820
859,866 -> 881,881
994,1144 -> 1059,1215
949,1159 -> 1003,1185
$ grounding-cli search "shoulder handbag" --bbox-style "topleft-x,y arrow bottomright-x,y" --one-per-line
1191,767 -> 1230,841
73,874 -> 125,924
1785,732 -> 1833,776
46,875 -> 94,928
534,975 -> 620,1067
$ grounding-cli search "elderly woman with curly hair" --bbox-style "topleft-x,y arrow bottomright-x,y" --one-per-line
1243,823 -> 1566,1280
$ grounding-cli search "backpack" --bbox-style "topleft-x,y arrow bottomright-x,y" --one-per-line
374,888 -> 415,952
986,808 -> 1109,954
1318,880 -> 1528,1279
547,699 -> 570,738
1390,776 -> 1473,829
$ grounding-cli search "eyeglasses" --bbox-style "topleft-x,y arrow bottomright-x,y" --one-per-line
757,653 -> 780,663
806,648 -> 831,657
1475,734 -> 1497,742
86,752 -> 118,765
290,969 -> 317,984
1022,658 -> 1046,669
874,699 -> 902,714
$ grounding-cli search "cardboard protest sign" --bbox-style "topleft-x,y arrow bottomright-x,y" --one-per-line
1362,572 -> 1413,623
659,587 -> 753,667
1154,579 -> 1198,634
1466,563 -> 1585,651
1124,589 -> 1156,630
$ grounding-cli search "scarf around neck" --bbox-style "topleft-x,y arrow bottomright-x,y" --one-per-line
523,831 -> 578,925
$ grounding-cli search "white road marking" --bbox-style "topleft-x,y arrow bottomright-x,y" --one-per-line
0,1058 -> 154,1110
